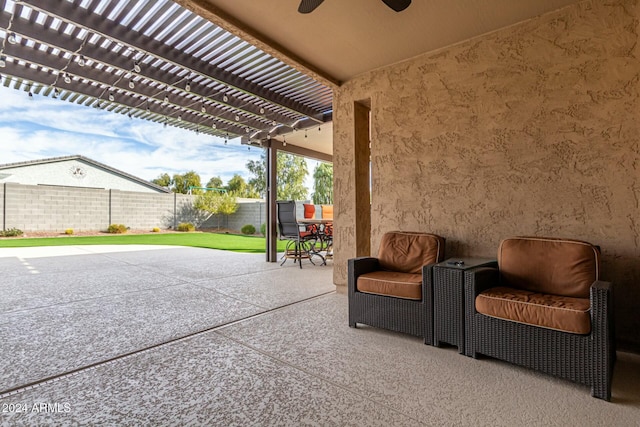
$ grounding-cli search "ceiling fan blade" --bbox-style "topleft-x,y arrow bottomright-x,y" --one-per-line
381,0 -> 411,12
298,0 -> 325,14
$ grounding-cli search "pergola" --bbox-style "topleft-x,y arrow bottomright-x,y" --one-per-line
0,0 -> 334,260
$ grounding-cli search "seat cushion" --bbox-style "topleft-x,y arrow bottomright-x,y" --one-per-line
476,286 -> 591,334
498,236 -> 600,298
378,231 -> 444,274
357,271 -> 422,300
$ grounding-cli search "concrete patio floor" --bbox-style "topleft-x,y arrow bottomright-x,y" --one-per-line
1,246 -> 639,426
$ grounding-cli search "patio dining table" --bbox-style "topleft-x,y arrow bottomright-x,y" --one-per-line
298,218 -> 333,264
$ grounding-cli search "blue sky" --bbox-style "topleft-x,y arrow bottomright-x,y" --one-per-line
0,84 -> 317,194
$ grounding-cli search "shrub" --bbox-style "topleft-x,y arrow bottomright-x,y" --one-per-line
241,224 -> 256,235
152,227 -> 160,233
0,228 -> 23,237
177,222 -> 195,232
64,228 -> 74,235
260,223 -> 266,236
107,224 -> 128,234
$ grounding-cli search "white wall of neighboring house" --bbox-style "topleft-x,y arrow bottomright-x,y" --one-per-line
0,159 -> 162,193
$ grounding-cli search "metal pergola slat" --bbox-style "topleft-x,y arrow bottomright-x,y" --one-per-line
0,0 -> 332,143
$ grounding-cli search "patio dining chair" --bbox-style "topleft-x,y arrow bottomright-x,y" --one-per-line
276,200 -> 315,268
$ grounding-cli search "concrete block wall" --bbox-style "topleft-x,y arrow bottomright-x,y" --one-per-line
3,183 -> 109,231
0,182 -> 270,233
198,201 -> 329,233
201,200 -> 266,232
0,184 -> 5,230
110,190 -> 176,229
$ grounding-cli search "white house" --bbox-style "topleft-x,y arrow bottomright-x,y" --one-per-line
0,155 -> 169,193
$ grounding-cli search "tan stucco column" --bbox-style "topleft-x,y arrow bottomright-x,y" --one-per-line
333,97 -> 372,288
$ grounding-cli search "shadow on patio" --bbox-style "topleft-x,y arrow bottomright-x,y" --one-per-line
0,246 -> 639,425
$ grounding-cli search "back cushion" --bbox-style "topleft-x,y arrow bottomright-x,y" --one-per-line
378,231 -> 444,274
321,205 -> 333,219
303,204 -> 315,218
498,237 -> 600,298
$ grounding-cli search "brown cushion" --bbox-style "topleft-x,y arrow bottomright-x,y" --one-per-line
357,271 -> 422,300
378,231 -> 444,274
498,236 -> 600,298
476,286 -> 591,334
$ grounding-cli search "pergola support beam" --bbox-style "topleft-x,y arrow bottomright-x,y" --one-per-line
266,142 -> 278,262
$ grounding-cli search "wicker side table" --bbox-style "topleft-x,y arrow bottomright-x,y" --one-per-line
433,258 -> 496,354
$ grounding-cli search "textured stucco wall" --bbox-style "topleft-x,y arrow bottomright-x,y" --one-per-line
334,0 -> 640,350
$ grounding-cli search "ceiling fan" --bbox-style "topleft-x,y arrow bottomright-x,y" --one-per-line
298,0 -> 411,14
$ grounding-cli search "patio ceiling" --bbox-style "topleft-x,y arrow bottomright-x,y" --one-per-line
0,0 -> 333,157
180,0 -> 581,84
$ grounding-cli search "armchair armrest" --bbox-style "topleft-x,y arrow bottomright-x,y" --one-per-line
421,262 -> 437,293
590,280 -> 614,335
591,280 -> 612,299
464,266 -> 499,357
465,266 -> 499,296
348,257 -> 380,295
464,266 -> 499,315
422,261 -> 438,303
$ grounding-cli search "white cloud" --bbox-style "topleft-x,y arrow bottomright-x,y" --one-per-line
0,85 -> 265,186
0,85 -> 329,198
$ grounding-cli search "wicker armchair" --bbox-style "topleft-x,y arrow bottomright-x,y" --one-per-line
464,236 -> 615,400
348,231 -> 445,343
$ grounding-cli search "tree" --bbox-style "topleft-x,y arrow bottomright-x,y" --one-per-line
206,176 -> 223,189
311,162 -> 333,204
151,173 -> 172,188
246,152 -> 308,200
223,174 -> 261,198
217,192 -> 239,228
173,170 -> 202,194
226,174 -> 248,196
194,191 -> 238,229
246,157 -> 267,197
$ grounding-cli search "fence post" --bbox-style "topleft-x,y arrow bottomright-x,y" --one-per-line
2,183 -> 6,231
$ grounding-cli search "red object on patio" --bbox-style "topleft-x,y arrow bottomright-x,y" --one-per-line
303,203 -> 316,218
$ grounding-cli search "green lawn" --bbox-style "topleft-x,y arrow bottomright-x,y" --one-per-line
0,232 -> 289,254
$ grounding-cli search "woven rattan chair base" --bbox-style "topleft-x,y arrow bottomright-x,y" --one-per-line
348,257 -> 434,344
464,267 -> 615,401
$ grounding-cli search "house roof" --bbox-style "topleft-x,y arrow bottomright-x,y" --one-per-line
0,154 -> 171,193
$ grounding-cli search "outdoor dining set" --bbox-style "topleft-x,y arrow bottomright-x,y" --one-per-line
276,200 -> 333,268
